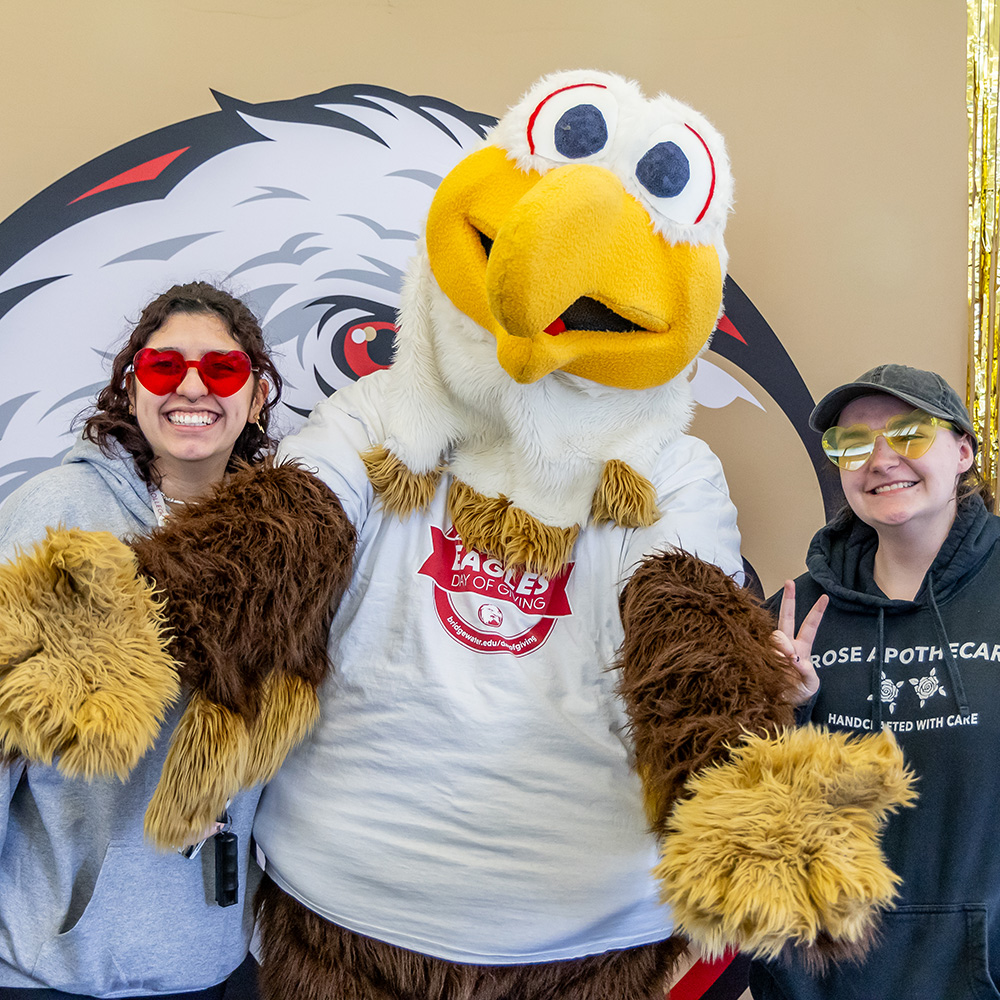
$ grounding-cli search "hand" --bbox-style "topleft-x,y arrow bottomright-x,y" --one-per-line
0,528 -> 179,779
774,579 -> 828,706
655,726 -> 917,965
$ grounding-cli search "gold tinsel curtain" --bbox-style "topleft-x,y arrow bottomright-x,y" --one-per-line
970,0 -> 1000,505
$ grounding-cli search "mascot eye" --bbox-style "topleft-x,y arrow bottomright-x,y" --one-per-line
553,105 -> 608,159
526,83 -> 619,161
636,142 -> 689,198
635,123 -> 716,226
317,297 -> 398,382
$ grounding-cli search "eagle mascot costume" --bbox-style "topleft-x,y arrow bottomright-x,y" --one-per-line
0,71 -> 915,999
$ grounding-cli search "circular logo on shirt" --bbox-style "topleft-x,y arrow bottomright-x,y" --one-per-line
418,526 -> 574,656
478,604 -> 504,628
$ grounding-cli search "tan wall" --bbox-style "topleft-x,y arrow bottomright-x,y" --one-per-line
2,0 -> 968,595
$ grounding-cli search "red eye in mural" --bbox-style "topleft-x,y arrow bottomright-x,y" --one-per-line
315,295 -> 398,387
343,321 -> 396,377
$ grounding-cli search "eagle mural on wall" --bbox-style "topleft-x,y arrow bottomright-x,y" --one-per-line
0,83 -> 836,999
0,84 -> 836,528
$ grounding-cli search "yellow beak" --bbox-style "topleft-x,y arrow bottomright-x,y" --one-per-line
426,145 -> 722,389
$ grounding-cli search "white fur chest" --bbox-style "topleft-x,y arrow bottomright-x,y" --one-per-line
380,249 -> 695,530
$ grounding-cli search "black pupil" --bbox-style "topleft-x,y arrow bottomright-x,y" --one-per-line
554,104 -> 608,159
636,141 -> 690,199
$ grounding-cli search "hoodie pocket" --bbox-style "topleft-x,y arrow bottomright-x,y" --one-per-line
30,845 -> 147,992
29,844 -> 240,994
749,904 -> 1000,1000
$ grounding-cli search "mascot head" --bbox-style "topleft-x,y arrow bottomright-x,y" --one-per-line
425,70 -> 733,389
366,71 -> 738,577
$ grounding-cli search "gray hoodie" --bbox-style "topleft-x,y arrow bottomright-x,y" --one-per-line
0,436 -> 261,996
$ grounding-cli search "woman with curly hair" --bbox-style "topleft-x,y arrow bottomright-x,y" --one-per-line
0,282 -> 281,999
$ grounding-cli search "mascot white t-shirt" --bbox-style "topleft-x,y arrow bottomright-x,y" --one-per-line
253,370 -> 743,964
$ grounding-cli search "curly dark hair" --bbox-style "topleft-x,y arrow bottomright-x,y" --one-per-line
83,281 -> 283,488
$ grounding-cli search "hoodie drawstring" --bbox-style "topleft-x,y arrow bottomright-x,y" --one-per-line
871,608 -> 885,730
927,574 -> 972,717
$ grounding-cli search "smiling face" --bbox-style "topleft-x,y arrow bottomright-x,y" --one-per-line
129,310 -> 267,497
837,393 -> 974,540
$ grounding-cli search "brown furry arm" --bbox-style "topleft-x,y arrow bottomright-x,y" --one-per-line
131,459 -> 356,848
617,548 -> 797,836
131,458 -> 355,718
617,550 -> 917,967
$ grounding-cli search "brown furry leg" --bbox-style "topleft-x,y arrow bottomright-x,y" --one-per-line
591,459 -> 659,528
447,479 -> 511,562
495,936 -> 687,1000
255,875 -> 392,1000
254,874 -> 685,1000
363,444 -> 442,516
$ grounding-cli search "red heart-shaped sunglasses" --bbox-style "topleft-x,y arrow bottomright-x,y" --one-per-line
132,348 -> 255,397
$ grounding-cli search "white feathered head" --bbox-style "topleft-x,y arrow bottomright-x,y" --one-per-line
423,69 -> 734,390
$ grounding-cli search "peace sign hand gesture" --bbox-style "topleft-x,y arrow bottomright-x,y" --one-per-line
774,579 -> 828,706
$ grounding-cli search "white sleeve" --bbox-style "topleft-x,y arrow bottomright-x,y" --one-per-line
620,434 -> 743,582
275,376 -> 390,529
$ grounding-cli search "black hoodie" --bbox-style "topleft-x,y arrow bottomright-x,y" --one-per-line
750,496 -> 1000,1000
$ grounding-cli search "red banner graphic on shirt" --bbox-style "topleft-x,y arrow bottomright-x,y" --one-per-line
418,526 -> 574,656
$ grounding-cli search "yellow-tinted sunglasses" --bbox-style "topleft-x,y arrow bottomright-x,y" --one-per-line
821,408 -> 957,471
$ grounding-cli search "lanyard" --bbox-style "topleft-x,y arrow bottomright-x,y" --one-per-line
148,488 -> 173,526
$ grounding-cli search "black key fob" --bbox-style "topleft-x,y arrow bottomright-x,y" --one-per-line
214,830 -> 239,907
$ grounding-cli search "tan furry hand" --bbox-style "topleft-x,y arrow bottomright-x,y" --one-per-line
144,674 -> 321,850
0,528 -> 179,780
144,690 -> 250,850
656,726 -> 917,967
